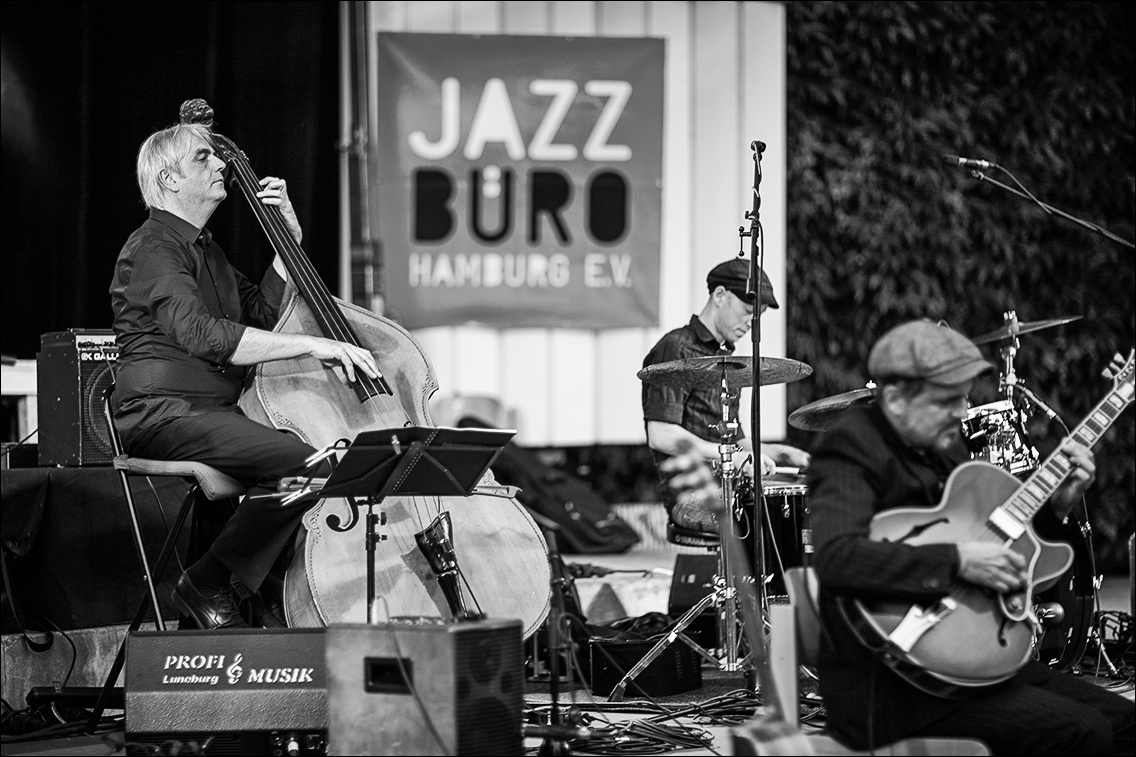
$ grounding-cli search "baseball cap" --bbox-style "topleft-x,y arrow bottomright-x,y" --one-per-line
868,320 -> 994,386
706,258 -> 779,309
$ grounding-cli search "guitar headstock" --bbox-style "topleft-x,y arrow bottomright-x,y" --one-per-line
1103,349 -> 1135,398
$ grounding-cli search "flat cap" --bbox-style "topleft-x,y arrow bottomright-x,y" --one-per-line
868,320 -> 994,386
706,258 -> 779,309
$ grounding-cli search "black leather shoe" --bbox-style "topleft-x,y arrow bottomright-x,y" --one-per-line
172,573 -> 249,630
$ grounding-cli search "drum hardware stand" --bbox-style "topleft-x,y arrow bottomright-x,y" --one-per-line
996,310 -> 1023,404
987,313 -> 1103,673
974,309 -> 1042,474
607,368 -> 754,701
1071,519 -> 1116,677
993,309 -> 1052,421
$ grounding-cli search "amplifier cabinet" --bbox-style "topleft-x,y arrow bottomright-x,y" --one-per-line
37,329 -> 118,466
327,618 -> 524,756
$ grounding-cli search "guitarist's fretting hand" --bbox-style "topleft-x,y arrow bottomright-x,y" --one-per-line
1047,440 -> 1096,520
957,542 -> 1028,593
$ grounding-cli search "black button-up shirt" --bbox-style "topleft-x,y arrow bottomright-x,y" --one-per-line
641,315 -> 742,509
109,209 -> 287,451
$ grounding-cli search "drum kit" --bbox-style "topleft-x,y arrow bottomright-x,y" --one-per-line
634,310 -> 1091,680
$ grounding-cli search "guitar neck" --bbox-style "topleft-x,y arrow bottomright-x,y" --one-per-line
994,361 -> 1134,536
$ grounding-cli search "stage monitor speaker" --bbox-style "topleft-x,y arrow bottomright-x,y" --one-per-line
125,627 -> 328,755
327,618 -> 524,756
668,553 -> 719,648
37,329 -> 118,466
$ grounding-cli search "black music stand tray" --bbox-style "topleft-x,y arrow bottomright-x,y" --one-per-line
311,425 -> 515,623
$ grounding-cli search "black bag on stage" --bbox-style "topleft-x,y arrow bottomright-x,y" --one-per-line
456,418 -> 640,554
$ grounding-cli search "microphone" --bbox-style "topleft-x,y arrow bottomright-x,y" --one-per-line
942,154 -> 996,170
1018,385 -> 1061,423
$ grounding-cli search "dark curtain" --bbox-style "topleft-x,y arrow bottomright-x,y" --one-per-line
1,0 -> 340,360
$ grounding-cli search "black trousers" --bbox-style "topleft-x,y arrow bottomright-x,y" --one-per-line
913,661 -> 1134,756
134,410 -> 318,593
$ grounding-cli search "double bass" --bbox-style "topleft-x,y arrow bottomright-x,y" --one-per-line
180,100 -> 551,638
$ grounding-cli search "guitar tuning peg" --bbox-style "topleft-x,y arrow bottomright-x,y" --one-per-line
1102,352 -> 1124,380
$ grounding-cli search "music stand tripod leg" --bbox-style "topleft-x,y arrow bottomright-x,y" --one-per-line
608,590 -> 720,702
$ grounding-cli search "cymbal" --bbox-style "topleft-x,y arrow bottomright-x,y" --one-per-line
971,315 -> 1082,345
788,388 -> 874,432
637,355 -> 812,389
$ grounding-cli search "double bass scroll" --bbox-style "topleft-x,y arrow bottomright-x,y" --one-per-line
178,99 -> 552,638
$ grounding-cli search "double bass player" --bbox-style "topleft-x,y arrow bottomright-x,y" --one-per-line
109,122 -> 379,630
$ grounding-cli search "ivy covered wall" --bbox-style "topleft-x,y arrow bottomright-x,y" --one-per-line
782,1 -> 1135,571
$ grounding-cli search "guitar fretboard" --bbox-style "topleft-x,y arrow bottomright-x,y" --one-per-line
995,364 -> 1134,535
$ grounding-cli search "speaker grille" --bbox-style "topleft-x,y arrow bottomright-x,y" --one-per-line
37,330 -> 118,466
80,359 -> 116,464
455,626 -> 524,755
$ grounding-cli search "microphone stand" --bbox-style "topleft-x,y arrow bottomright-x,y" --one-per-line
738,139 -> 770,688
966,168 -> 1134,250
538,525 -> 572,757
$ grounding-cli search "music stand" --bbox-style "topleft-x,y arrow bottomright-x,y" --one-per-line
301,425 -> 515,623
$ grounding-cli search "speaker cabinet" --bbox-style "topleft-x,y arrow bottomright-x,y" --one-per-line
37,329 -> 118,466
327,619 -> 524,756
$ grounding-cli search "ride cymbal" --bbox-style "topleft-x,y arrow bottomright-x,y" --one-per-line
637,355 -> 812,389
788,388 -> 874,431
971,315 -> 1082,345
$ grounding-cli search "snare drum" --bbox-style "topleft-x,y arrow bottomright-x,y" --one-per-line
962,399 -> 1040,475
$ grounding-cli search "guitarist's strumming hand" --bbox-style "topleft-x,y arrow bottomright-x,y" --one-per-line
1047,440 -> 1096,520
956,440 -> 1094,594
956,542 -> 1028,593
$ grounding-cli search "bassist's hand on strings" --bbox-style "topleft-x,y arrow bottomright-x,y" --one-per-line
956,542 -> 1028,593
304,336 -> 380,385
256,176 -> 303,245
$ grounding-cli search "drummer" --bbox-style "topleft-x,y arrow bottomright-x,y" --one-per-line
641,257 -> 811,533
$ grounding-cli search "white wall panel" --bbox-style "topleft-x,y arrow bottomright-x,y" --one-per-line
650,1 -> 694,340
740,1 -> 789,441
552,0 -> 596,34
503,0 -> 548,32
457,1 -> 501,33
359,1 -> 788,446
501,329 -> 552,441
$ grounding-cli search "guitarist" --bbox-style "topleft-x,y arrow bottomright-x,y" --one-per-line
806,320 -> 1132,756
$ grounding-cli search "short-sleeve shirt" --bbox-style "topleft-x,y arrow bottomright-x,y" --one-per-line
641,315 -> 742,509
109,208 -> 287,451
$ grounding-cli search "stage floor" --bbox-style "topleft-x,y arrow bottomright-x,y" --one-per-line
1,542 -> 1132,756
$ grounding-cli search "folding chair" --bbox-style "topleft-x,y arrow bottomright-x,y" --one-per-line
85,384 -> 246,733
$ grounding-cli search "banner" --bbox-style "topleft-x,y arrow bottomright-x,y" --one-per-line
374,32 -> 664,329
